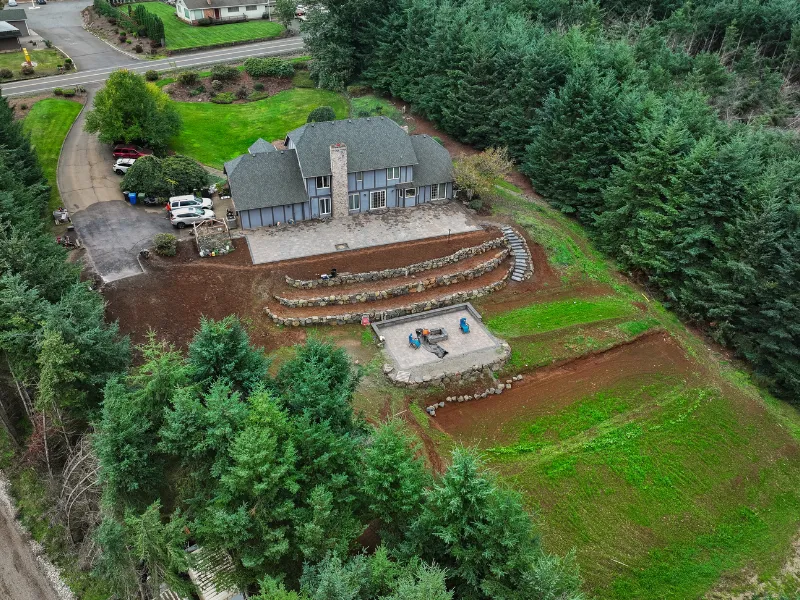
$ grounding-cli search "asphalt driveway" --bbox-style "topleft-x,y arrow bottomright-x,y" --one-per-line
58,89 -> 173,282
24,0 -> 138,70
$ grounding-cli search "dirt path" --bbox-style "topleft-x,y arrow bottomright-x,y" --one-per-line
0,475 -> 67,600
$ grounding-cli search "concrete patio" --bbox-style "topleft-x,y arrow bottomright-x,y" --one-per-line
244,202 -> 481,265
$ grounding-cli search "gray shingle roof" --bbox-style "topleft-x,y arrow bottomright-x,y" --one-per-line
248,138 -> 275,155
0,21 -> 19,39
409,135 -> 454,186
181,0 -> 273,10
0,8 -> 27,21
287,116 -> 418,179
225,150 -> 308,211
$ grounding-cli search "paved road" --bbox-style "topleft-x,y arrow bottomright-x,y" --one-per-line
1,36 -> 305,96
24,0 -> 138,70
58,88 -> 174,281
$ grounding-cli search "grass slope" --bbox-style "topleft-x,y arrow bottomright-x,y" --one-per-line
23,99 -> 83,212
170,88 -> 348,168
0,49 -> 69,81
132,2 -> 283,50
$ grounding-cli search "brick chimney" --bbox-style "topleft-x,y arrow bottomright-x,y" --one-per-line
329,143 -> 349,219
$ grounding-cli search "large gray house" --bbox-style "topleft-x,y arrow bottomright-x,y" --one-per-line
224,117 -> 455,229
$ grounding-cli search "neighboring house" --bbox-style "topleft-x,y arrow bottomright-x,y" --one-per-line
0,21 -> 21,53
0,8 -> 28,36
175,0 -> 275,24
224,117 -> 455,230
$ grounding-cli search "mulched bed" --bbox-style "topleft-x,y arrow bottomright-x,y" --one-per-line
164,73 -> 292,103
83,7 -> 157,56
9,92 -> 87,120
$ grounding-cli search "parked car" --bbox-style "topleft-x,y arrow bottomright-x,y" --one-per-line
113,158 -> 136,175
167,194 -> 213,211
112,145 -> 152,159
171,207 -> 215,228
7,0 -> 18,7
36,0 -> 47,5
295,4 -> 306,15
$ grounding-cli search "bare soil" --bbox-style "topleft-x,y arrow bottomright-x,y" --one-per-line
432,332 -> 697,446
9,93 -> 87,120
164,73 -> 292,103
83,7 -> 157,56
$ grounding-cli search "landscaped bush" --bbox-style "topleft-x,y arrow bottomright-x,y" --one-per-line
153,233 -> 177,256
211,92 -> 235,104
210,79 -> 223,91
134,44 -> 144,53
197,17 -> 211,26
189,85 -> 206,97
346,83 -> 370,96
178,71 -> 199,86
253,82 -> 264,91
43,39 -> 53,49
307,105 -> 336,122
243,56 -> 294,78
20,64 -> 34,76
64,58 -> 73,70
0,68 -> 12,79
145,70 -> 159,81
210,64 -> 239,82
53,88 -> 64,96
235,86 -> 248,100
62,88 -> 76,97
118,34 -> 127,42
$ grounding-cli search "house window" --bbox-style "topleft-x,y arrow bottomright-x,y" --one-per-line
246,4 -> 256,9
228,6 -> 239,12
370,190 -> 386,209
349,193 -> 360,211
356,171 -> 363,183
404,188 -> 416,199
430,183 -> 445,200
387,167 -> 400,181
316,175 -> 330,189
183,7 -> 190,18
319,197 -> 331,216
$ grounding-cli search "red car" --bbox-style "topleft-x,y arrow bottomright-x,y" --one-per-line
112,145 -> 152,159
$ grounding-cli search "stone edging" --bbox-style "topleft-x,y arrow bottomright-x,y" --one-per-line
285,237 -> 508,289
424,374 -> 525,413
384,343 -> 512,389
265,270 -> 510,326
275,249 -> 509,308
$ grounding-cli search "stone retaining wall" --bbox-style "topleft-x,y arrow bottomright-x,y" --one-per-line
285,237 -> 508,289
384,343 -> 512,389
276,249 -> 509,308
265,271 -> 511,327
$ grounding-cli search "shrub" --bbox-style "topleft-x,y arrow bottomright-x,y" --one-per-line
20,103 -> 28,110
20,64 -> 34,76
253,82 -> 264,91
189,85 -> 206,97
211,92 -> 235,104
210,79 -> 223,91
0,68 -> 12,79
118,34 -> 127,42
108,17 -> 117,25
153,233 -> 177,256
210,64 -> 239,82
145,70 -> 159,81
53,88 -> 64,96
307,106 -> 336,123
243,57 -> 294,78
346,83 -> 370,96
44,39 -> 53,48
178,71 -> 199,86
134,44 -> 143,53
125,39 -> 132,44
197,17 -> 211,26
62,88 -> 76,97
235,86 -> 248,100
468,198 -> 484,211
432,136 -> 444,145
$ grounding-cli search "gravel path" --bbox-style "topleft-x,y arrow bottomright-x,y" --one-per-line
0,474 -> 73,600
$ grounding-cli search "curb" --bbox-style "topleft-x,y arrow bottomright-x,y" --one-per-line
81,19 -> 143,61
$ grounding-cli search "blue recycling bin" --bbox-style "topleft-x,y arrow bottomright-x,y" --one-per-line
128,192 -> 137,205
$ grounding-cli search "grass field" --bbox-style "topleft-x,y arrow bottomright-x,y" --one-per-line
23,99 -> 83,212
132,2 -> 283,50
0,49 -> 70,81
170,88 -> 349,168
349,95 -> 405,126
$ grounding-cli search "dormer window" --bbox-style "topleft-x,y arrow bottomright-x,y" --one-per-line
316,175 -> 330,189
387,167 -> 400,181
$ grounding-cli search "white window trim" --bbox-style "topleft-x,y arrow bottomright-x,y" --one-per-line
348,193 -> 360,211
319,197 -> 331,216
356,171 -> 363,183
404,187 -> 417,198
430,183 -> 445,200
370,190 -> 386,210
227,6 -> 239,12
316,175 -> 330,190
387,167 -> 400,181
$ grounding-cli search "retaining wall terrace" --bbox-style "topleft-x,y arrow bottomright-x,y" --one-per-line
265,271 -> 510,327
275,249 -> 509,308
285,237 -> 508,289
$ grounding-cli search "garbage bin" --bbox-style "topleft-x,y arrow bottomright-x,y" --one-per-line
128,192 -> 137,205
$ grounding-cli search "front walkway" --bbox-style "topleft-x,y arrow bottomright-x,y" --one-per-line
245,202 -> 482,265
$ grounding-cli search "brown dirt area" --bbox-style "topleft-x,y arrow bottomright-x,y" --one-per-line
10,93 -> 87,120
164,73 -> 292,104
432,332 -> 698,447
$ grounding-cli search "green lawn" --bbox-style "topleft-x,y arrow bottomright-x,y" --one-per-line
486,297 -> 637,338
23,99 -> 83,212
0,49 -> 70,81
349,95 -> 405,126
170,88 -> 349,168
132,2 -> 283,50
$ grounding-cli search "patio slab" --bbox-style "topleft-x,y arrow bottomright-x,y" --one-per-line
244,202 -> 481,265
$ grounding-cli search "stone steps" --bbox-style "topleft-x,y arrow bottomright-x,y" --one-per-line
502,227 -> 533,282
